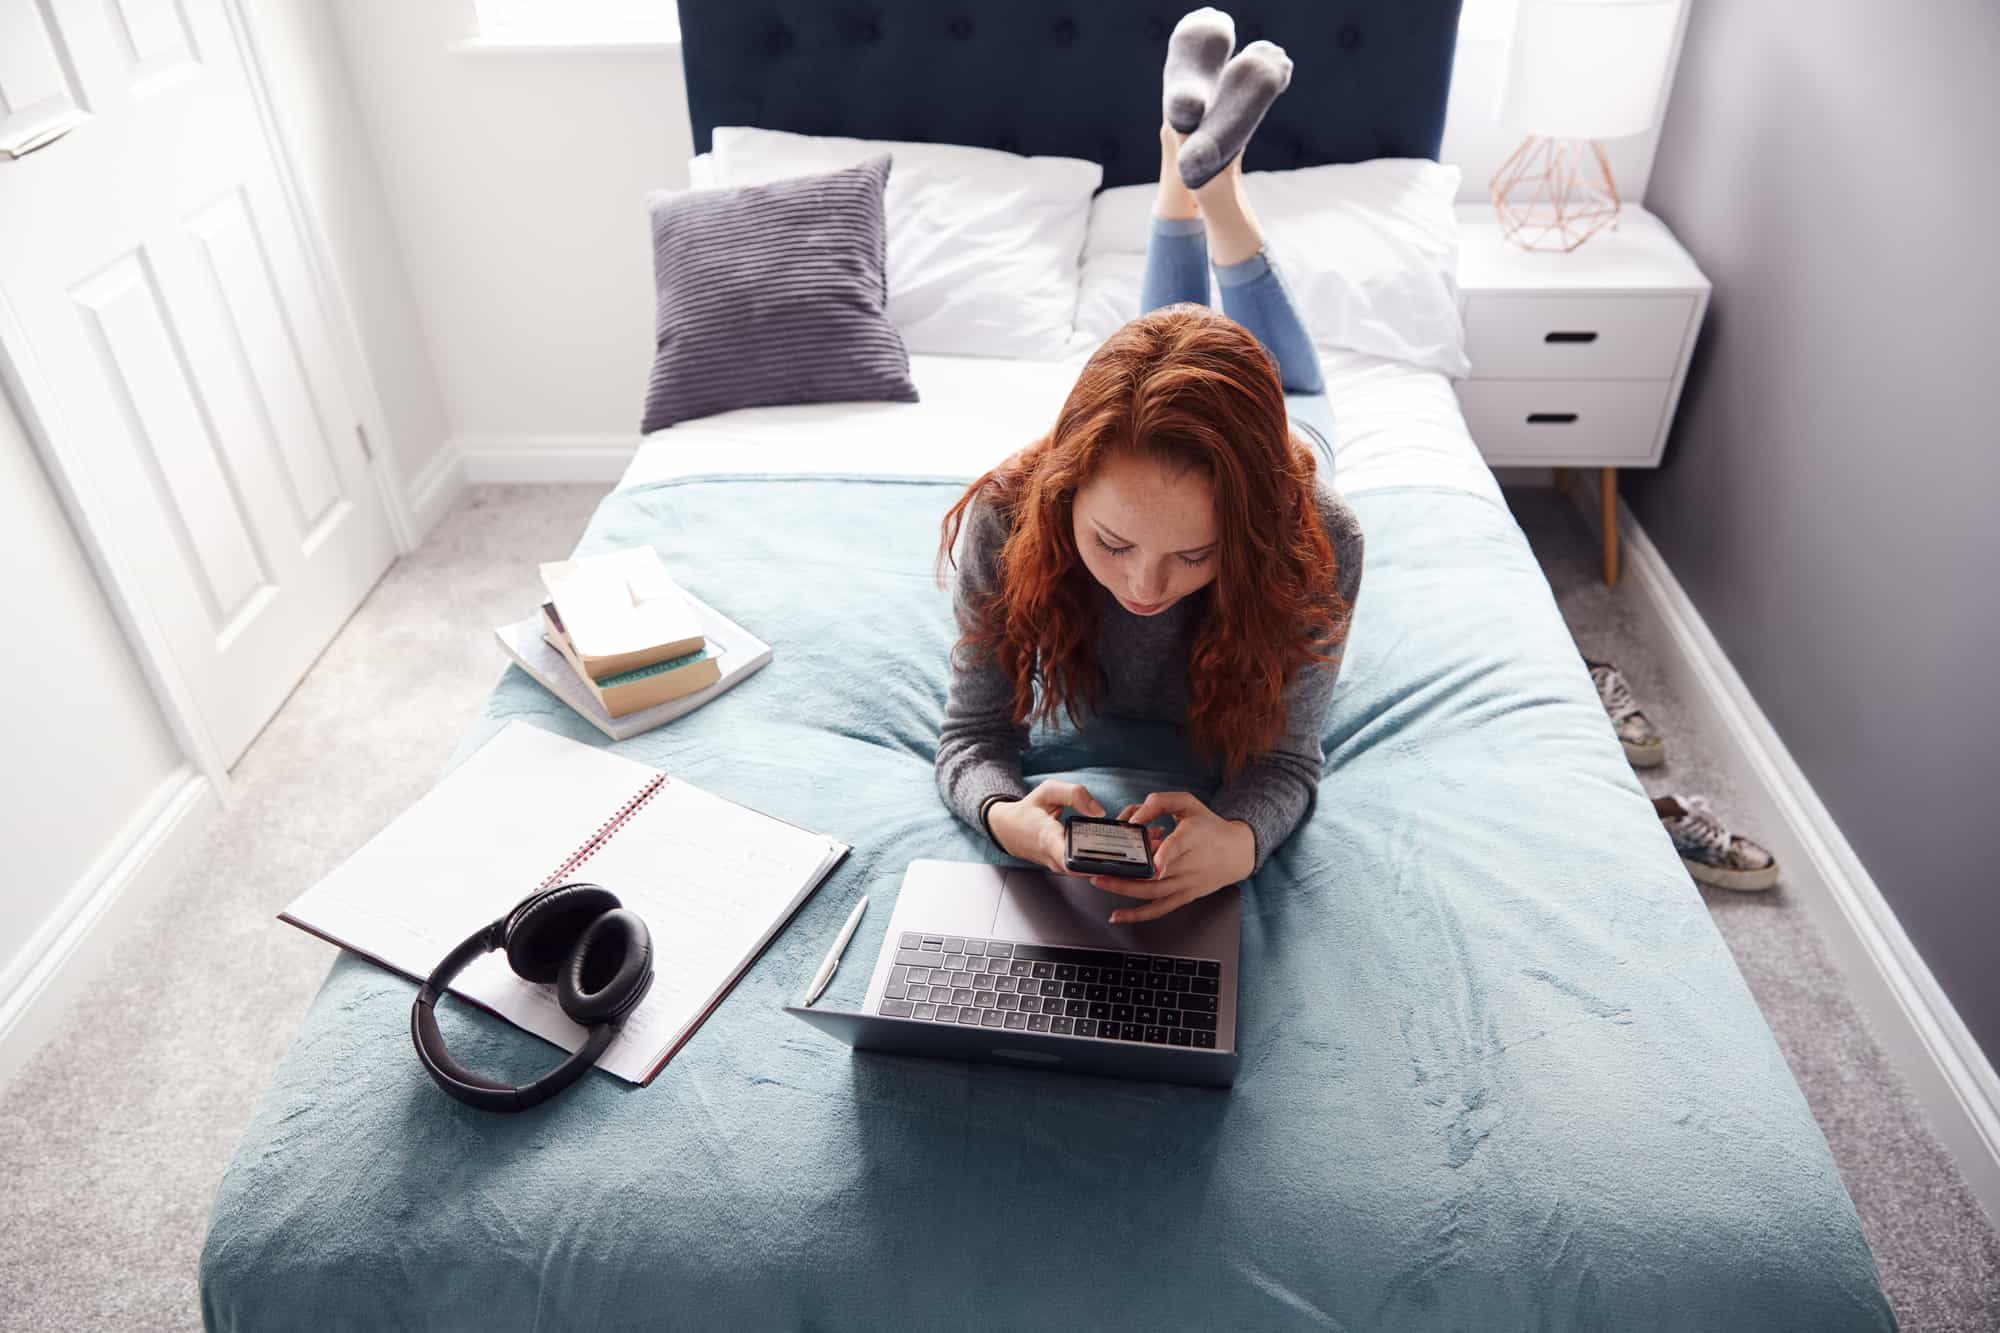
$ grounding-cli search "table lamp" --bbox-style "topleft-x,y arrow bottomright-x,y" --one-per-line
1492,0 -> 1680,251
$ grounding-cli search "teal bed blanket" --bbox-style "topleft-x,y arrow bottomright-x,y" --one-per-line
200,475 -> 1892,1331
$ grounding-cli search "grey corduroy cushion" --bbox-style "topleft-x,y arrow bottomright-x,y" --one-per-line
640,154 -> 918,433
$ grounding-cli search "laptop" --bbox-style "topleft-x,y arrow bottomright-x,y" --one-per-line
786,859 -> 1241,1087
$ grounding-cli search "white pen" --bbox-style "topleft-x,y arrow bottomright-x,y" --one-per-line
804,895 -> 869,1007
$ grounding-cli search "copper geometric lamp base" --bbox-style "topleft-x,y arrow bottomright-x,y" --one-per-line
1491,136 -> 1622,252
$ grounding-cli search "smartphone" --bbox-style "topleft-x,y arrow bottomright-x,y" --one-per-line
1063,815 -> 1155,879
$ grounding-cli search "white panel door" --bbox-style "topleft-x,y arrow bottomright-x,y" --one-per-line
0,0 -> 395,766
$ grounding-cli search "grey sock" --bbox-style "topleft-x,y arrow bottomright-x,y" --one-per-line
1178,40 -> 1293,190
1162,8 -> 1235,134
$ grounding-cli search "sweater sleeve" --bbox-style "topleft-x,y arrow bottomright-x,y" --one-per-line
1208,484 -> 1365,872
935,493 -> 1032,845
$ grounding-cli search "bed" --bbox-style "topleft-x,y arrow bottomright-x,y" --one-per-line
199,3 -> 1894,1329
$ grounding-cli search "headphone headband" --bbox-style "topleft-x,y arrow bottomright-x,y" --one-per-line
409,903 -> 628,1114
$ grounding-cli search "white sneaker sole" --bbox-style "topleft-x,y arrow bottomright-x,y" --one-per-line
1684,857 -> 1779,892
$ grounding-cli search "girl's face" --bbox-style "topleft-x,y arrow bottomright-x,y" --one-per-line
1071,450 -> 1219,616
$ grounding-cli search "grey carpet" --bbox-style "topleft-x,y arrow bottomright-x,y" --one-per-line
1510,487 -> 2000,1332
0,485 -> 602,1333
0,483 -> 1992,1331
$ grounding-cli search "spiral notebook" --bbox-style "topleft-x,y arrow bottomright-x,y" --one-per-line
280,721 -> 849,1084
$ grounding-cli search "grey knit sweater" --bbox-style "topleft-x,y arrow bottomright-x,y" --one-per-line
935,477 -> 1364,872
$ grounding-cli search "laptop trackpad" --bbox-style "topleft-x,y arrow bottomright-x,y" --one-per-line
993,871 -> 1164,952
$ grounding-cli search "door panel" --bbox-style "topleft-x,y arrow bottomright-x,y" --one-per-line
188,187 -> 344,536
71,249 -> 272,631
0,4 -> 86,146
0,0 -> 396,765
105,0 -> 201,84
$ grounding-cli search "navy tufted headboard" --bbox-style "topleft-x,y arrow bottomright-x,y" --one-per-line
675,1 -> 1464,190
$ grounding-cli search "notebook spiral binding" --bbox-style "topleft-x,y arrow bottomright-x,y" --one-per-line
539,773 -> 668,889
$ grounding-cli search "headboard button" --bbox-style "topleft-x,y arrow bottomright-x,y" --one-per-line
949,17 -> 973,40
767,24 -> 793,55
1053,17 -> 1076,45
1100,138 -> 1121,161
1146,18 -> 1166,41
857,19 -> 880,43
1338,26 -> 1362,51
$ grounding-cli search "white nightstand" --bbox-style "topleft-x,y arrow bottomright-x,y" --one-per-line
1453,204 -> 1710,584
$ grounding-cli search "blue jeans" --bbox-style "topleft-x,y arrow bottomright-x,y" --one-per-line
1140,215 -> 1335,466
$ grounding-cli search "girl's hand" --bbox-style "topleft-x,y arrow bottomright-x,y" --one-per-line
1091,791 -> 1254,923
987,780 -> 1106,875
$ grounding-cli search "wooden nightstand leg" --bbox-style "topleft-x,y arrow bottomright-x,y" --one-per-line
1553,466 -> 1571,495
1600,466 -> 1620,586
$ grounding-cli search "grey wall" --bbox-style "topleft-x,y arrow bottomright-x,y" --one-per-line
1631,0 -> 2000,1061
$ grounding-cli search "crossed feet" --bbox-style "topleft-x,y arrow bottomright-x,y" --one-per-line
1161,8 -> 1295,191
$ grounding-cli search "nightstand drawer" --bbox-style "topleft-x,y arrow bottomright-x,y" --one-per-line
1455,379 -> 1670,464
1462,294 -> 1694,380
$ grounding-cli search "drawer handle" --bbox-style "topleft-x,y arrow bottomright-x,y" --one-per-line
1526,412 -> 1578,425
1544,331 -> 1599,344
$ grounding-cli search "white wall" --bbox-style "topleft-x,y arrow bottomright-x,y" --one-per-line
327,0 -> 689,454
326,0 -> 1681,462
0,388 -> 186,1010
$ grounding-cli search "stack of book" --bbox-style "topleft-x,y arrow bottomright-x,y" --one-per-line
495,547 -> 771,740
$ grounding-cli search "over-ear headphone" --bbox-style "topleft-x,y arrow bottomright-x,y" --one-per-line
410,882 -> 654,1113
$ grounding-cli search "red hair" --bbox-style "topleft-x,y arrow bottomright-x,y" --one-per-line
937,304 -> 1349,777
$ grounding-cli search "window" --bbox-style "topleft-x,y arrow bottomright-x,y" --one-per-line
472,0 -> 679,46
1458,0 -> 1520,42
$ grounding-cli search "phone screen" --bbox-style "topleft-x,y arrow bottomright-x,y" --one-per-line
1069,821 -> 1148,864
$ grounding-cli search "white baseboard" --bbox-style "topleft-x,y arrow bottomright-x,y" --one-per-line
0,766 -> 217,1093
1571,476 -> 2000,1227
397,436 -> 635,542
455,434 -> 639,484
404,442 -> 468,542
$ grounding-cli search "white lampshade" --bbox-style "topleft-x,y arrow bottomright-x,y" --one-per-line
1497,0 -> 1680,140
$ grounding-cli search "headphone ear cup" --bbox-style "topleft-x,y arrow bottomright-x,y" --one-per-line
504,883 -> 622,984
558,908 -> 654,1026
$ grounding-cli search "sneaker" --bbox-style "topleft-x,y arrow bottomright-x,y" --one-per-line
1654,795 -> 1780,892
1589,660 -> 1665,767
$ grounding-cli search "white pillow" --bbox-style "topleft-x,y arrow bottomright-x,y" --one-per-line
709,127 -> 1101,361
1073,160 -> 1469,378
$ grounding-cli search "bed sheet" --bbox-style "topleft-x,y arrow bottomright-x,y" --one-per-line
201,469 -> 1890,1331
616,345 -> 1501,504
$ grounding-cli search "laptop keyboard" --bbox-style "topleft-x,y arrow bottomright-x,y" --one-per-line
876,933 -> 1223,1050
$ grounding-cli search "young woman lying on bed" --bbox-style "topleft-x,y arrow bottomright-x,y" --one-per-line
936,10 -> 1363,924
